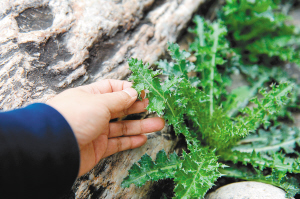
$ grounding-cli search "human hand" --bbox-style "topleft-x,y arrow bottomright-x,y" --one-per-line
47,79 -> 165,177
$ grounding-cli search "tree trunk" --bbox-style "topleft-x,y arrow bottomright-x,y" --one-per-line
0,0 -> 207,198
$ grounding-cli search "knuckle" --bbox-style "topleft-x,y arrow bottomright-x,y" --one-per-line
121,81 -> 125,90
116,137 -> 122,152
129,138 -> 132,150
106,79 -> 113,92
139,120 -> 143,133
121,122 -> 128,136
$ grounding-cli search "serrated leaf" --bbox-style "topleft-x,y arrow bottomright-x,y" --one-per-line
235,82 -> 293,136
223,0 -> 300,65
121,150 -> 181,188
220,150 -> 300,176
233,125 -> 300,154
174,147 -> 223,199
126,10 -> 300,199
128,58 -> 172,115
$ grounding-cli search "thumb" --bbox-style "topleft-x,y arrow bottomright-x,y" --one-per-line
99,88 -> 138,117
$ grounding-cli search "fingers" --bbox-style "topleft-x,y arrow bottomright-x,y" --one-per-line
79,79 -> 132,94
102,135 -> 147,159
108,117 -> 165,138
110,98 -> 149,119
98,88 -> 138,118
78,79 -> 149,118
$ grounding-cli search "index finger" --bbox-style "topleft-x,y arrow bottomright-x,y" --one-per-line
79,79 -> 132,94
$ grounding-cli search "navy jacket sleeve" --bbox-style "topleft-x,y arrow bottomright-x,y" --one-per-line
0,103 -> 80,199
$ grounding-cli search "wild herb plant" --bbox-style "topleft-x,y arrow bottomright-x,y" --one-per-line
121,10 -> 300,197
223,0 -> 300,65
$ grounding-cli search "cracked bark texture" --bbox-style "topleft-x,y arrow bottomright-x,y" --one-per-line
0,0 -> 206,198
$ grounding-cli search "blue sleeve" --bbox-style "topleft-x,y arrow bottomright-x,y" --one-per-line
0,103 -> 80,199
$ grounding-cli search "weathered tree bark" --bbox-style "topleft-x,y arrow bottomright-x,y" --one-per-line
0,0 -> 207,198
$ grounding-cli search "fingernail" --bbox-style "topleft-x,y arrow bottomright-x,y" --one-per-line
141,90 -> 146,99
123,88 -> 138,98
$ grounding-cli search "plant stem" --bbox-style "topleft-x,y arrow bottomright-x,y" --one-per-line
210,55 -> 215,117
209,23 -> 220,118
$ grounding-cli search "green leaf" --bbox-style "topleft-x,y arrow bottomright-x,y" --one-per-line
189,17 -> 229,107
220,150 -> 300,176
128,58 -> 174,115
233,125 -> 300,154
235,82 -> 293,135
126,11 -> 300,199
121,150 -> 181,188
223,0 -> 300,65
129,56 -> 209,138
174,147 -> 224,199
223,65 -> 278,117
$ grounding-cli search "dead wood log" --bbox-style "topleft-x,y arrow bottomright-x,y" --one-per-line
0,0 -> 207,198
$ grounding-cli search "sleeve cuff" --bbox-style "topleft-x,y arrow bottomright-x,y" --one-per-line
0,103 -> 80,199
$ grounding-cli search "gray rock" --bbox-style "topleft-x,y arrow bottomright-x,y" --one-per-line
0,0 -> 207,111
205,181 -> 293,199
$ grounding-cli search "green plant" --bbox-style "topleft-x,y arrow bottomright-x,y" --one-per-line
223,0 -> 300,65
121,1 -> 300,198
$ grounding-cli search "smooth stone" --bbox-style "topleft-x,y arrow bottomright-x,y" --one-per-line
205,181 -> 293,199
